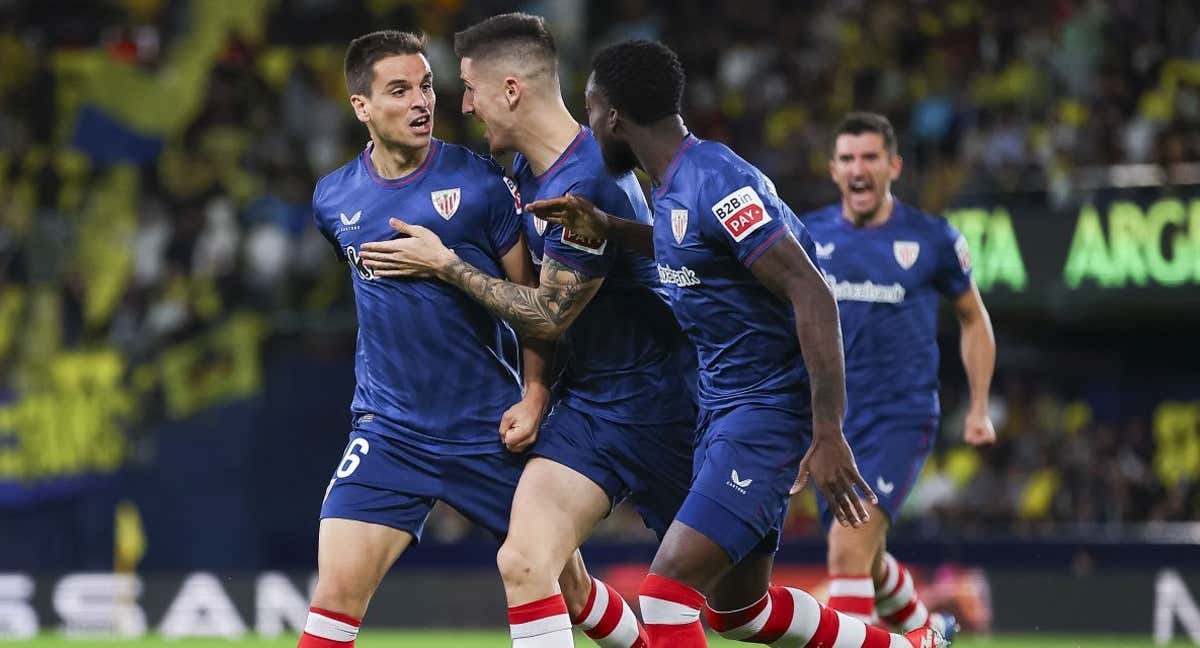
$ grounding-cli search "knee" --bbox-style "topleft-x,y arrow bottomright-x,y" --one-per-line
310,574 -> 370,619
497,540 -> 550,589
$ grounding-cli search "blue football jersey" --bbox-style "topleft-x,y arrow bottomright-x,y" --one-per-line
512,127 -> 694,424
801,199 -> 972,416
651,134 -> 819,412
312,140 -> 525,454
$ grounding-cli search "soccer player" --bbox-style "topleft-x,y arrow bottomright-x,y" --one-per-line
300,30 -> 592,648
525,41 -> 948,648
358,14 -> 694,648
800,112 -> 996,636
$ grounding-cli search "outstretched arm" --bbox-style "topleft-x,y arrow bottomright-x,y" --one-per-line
748,232 -> 876,528
526,194 -> 655,259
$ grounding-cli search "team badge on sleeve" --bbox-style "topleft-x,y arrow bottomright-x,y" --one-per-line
893,240 -> 920,270
562,228 -> 608,255
671,209 -> 689,244
954,234 -> 972,272
431,188 -> 461,221
711,186 -> 772,242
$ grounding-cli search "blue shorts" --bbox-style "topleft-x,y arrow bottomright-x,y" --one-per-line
816,410 -> 936,528
674,402 -> 811,564
532,402 -> 693,541
320,428 -> 524,543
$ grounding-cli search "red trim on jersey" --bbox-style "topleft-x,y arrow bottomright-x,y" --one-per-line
535,126 -> 587,181
743,226 -> 787,267
361,139 -> 441,187
653,133 -> 698,198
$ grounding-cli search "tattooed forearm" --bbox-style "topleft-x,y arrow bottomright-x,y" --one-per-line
438,256 -> 602,339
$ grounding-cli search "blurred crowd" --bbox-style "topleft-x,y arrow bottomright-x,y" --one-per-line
0,0 -> 1197,540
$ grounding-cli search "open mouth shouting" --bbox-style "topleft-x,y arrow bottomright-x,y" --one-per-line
409,112 -> 432,135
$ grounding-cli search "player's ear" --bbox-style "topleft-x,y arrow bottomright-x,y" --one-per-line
889,153 -> 903,181
349,94 -> 370,124
504,76 -> 520,109
607,107 -> 620,135
829,156 -> 838,184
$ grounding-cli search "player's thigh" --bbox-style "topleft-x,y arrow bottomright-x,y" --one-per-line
313,518 -> 414,616
504,456 -> 612,570
674,405 -> 805,569
648,518 -> 735,595
621,418 -> 695,541
709,552 -> 774,611
827,502 -> 890,572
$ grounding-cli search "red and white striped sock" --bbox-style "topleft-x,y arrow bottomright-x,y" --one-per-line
298,607 -> 359,648
875,553 -> 930,632
704,585 -> 931,647
827,574 -> 878,624
509,594 -> 574,647
573,577 -> 648,648
637,574 -> 708,647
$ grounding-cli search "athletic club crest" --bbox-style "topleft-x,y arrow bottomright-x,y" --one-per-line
893,240 -> 920,270
671,209 -> 688,244
431,188 -> 461,221
533,216 -> 548,236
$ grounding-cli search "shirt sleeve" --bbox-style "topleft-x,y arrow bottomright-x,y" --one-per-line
488,174 -> 524,258
933,217 -> 973,298
539,176 -> 618,279
311,184 -> 346,261
697,168 -> 790,267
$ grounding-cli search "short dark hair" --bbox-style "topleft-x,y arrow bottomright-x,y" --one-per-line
453,13 -> 556,74
591,40 -> 684,126
344,30 -> 427,97
833,112 -> 898,156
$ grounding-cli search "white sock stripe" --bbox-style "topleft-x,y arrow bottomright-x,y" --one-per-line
781,587 -> 823,646
898,602 -> 929,632
579,580 -> 611,630
715,596 -> 773,641
878,554 -> 901,597
831,611 -> 868,648
829,577 -> 875,598
304,611 -> 359,642
638,595 -> 700,625
841,611 -> 877,625
511,613 -> 572,639
604,603 -> 642,648
876,571 -> 915,616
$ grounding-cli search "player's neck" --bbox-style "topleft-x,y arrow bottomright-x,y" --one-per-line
369,138 -> 431,179
636,116 -> 689,185
843,192 -> 895,228
516,100 -> 581,176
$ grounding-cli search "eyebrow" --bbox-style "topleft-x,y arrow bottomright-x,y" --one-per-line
384,73 -> 431,89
